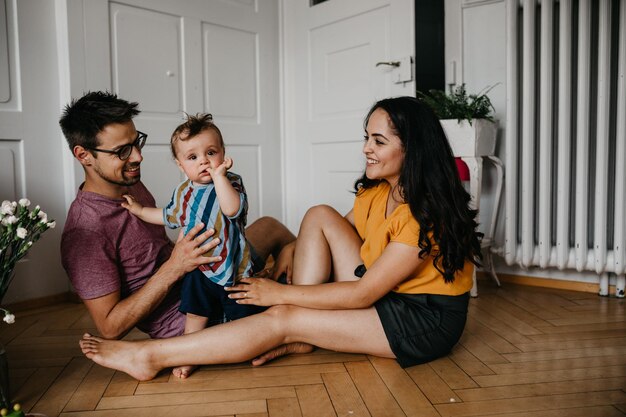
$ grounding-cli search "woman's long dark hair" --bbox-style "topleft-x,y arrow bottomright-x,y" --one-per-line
354,96 -> 482,283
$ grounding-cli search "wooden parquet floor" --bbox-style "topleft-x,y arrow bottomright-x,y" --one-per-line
1,281 -> 625,417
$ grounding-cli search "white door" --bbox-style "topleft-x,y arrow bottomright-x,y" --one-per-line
66,0 -> 281,235
283,0 -> 415,231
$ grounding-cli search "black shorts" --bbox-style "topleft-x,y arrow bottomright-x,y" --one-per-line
374,291 -> 469,368
179,269 -> 266,323
179,245 -> 267,324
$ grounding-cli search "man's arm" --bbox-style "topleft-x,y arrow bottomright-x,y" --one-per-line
83,224 -> 220,339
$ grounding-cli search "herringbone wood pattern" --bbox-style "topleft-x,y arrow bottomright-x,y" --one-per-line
2,280 -> 625,417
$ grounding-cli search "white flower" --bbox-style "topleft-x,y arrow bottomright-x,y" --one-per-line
18,198 -> 31,207
16,227 -> 27,239
47,221 -> 56,229
38,210 -> 48,223
2,215 -> 17,226
3,313 -> 15,324
29,205 -> 41,219
0,200 -> 14,215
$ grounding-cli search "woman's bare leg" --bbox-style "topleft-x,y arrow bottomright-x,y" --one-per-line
80,304 -> 393,381
259,206 -> 363,362
292,205 -> 363,285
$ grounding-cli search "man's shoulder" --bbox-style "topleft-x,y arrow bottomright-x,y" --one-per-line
64,184 -> 138,234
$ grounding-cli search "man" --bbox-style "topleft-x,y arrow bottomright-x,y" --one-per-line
60,91 -> 294,340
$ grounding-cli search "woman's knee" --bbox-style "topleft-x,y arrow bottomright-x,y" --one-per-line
302,204 -> 342,225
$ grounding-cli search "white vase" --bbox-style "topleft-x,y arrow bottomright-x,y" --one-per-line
440,118 -> 498,157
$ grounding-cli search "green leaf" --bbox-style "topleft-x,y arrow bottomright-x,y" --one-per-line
417,83 -> 497,124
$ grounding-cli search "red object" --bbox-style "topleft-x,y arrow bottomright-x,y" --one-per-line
455,158 -> 470,181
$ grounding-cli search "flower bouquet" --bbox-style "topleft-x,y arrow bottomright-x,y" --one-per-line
0,199 -> 54,411
0,199 -> 55,309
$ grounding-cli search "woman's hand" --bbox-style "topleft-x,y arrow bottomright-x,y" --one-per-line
226,277 -> 283,306
270,241 -> 295,284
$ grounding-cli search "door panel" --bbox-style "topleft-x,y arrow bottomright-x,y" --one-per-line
284,0 -> 415,230
310,141 -> 367,216
111,4 -> 183,115
310,7 -> 390,118
203,23 -> 258,120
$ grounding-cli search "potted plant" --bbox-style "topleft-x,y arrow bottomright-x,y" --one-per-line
418,84 -> 497,157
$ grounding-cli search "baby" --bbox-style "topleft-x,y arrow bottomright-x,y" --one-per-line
122,113 -> 264,378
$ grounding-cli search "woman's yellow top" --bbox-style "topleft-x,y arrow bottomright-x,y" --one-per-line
353,182 -> 473,296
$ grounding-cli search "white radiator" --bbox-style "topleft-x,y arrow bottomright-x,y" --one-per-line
504,0 -> 625,296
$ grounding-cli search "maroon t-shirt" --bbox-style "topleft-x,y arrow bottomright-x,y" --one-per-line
61,182 -> 185,338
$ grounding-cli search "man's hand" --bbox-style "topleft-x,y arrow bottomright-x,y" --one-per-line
270,241 -> 295,284
166,223 -> 221,278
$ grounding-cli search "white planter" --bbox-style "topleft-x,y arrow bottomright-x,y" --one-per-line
440,118 -> 498,157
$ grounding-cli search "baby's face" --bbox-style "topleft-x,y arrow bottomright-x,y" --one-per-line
174,129 -> 225,184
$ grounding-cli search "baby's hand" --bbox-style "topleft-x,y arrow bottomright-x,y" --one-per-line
121,194 -> 144,216
209,157 -> 233,178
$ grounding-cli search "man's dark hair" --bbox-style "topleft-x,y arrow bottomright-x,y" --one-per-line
59,91 -> 140,151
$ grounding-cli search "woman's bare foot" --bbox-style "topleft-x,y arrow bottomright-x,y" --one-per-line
79,333 -> 160,381
172,364 -> 198,379
251,342 -> 314,366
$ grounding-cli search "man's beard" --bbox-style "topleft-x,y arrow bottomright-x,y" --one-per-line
93,163 -> 141,187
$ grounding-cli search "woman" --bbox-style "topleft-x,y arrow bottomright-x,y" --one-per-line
79,96 -> 482,380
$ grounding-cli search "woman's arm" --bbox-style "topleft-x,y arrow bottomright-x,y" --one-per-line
228,241 -> 423,309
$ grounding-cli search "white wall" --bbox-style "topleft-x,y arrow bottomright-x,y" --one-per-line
0,0 -> 69,304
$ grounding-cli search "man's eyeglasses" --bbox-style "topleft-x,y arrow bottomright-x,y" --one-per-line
87,131 -> 147,161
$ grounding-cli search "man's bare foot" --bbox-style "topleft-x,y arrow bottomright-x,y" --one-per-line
172,365 -> 198,379
79,333 -> 159,381
251,342 -> 314,366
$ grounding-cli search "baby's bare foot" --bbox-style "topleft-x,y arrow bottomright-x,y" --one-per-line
172,364 -> 198,379
79,333 -> 159,381
251,342 -> 314,366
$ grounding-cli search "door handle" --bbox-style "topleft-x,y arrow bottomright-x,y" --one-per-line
375,61 -> 400,67
375,57 -> 413,84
